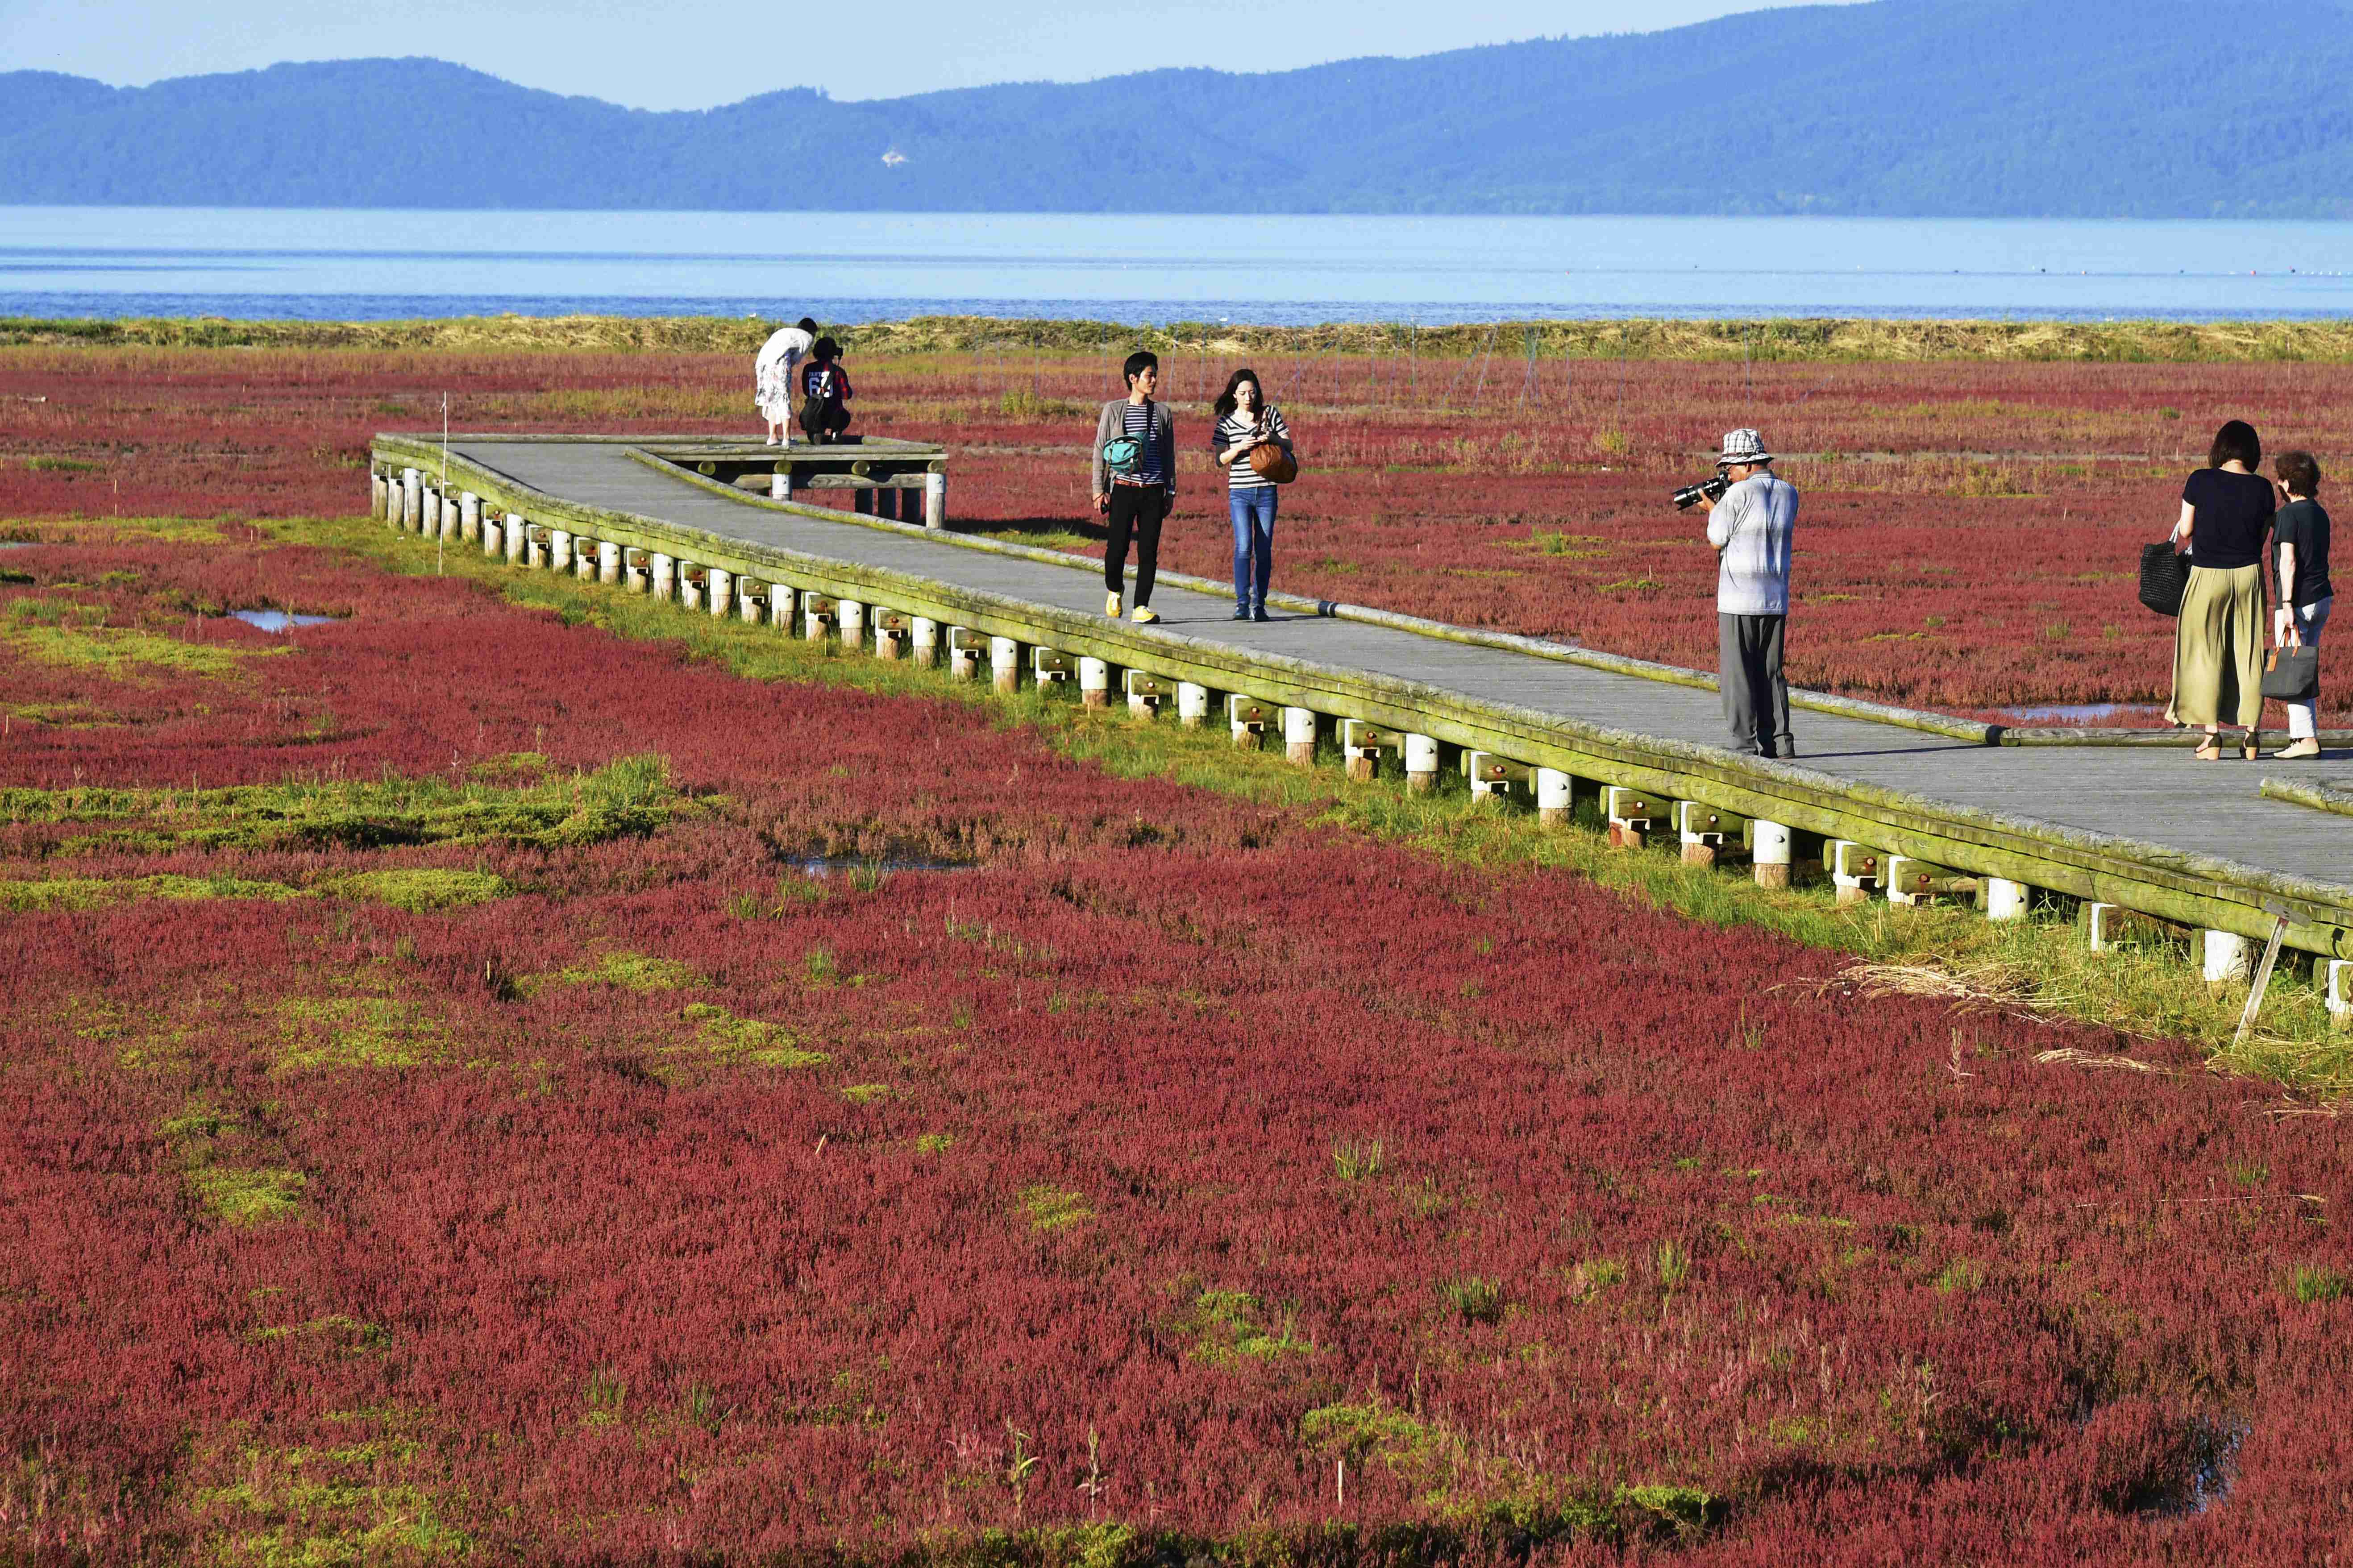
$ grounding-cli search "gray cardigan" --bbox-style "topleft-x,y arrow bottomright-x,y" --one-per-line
1092,398 -> 1177,497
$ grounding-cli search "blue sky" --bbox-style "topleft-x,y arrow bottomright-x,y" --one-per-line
2,0 -> 1863,109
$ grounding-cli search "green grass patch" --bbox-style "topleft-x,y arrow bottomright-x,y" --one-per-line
273,990 -> 446,1074
0,867 -> 508,913
10,752 -> 679,855
525,950 -> 701,996
1020,1183 -> 1093,1233
679,1002 -> 828,1068
189,1165 -> 307,1227
1173,1288 -> 1314,1366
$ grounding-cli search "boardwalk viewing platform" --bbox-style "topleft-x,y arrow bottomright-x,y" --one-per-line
370,433 -> 2353,1002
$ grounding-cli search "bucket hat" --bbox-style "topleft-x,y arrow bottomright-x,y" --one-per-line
1717,428 -> 1772,466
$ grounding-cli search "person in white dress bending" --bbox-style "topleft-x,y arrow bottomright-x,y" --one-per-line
755,317 -> 819,445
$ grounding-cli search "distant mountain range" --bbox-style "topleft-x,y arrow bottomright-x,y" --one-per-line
7,0 -> 2353,216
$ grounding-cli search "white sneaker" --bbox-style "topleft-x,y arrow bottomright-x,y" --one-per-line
2275,737 -> 2322,759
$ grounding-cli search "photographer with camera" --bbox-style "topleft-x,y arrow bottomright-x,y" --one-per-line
1681,428 -> 1800,759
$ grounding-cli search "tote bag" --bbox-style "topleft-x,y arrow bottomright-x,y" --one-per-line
2138,543 -> 2188,617
2262,645 -> 2320,702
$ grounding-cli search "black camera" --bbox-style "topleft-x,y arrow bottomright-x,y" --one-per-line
1671,474 -> 1730,511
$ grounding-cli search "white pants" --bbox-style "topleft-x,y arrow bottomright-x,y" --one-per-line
2274,595 -> 2333,738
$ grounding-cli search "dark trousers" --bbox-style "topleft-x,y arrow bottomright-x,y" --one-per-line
798,397 -> 851,443
1719,612 -> 1792,757
1105,483 -> 1168,605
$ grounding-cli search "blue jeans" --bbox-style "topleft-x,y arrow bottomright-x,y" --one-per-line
1230,485 -> 1277,610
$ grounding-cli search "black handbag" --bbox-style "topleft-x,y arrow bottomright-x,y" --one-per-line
2262,644 -> 2320,701
2139,542 -> 2188,616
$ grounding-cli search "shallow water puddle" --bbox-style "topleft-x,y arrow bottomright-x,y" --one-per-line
222,609 -> 344,633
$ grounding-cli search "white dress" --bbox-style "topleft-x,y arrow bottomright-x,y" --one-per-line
755,326 -> 815,426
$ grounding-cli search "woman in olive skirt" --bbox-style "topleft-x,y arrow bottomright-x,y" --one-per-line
2167,419 -> 2278,759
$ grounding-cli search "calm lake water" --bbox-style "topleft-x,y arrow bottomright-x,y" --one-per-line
7,207 -> 2353,324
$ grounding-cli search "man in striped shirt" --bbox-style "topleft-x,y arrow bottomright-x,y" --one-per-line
1091,352 -> 1177,622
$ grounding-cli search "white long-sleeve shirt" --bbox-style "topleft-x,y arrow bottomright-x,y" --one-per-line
1707,471 -> 1799,615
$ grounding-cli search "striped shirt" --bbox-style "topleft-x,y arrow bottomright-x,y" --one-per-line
1215,408 -> 1290,488
1121,400 -> 1166,484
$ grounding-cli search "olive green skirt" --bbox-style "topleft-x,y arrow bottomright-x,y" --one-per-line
2167,563 -> 2266,730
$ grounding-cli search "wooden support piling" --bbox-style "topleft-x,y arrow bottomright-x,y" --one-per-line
650,553 -> 676,601
1605,786 -> 1659,850
991,635 -> 1021,693
549,530 -> 574,574
874,611 -> 909,660
1079,658 -> 1110,708
680,565 -> 704,612
947,626 -> 984,680
1283,706 -> 1318,766
1885,855 -> 1975,907
1675,801 -> 1750,867
599,541 -> 623,586
1404,733 -> 1438,794
802,593 -> 838,640
459,492 -> 481,543
1032,647 -> 1071,689
911,617 -> 940,669
401,469 -> 421,531
738,580 -> 768,624
1830,841 -> 1883,906
504,512 -> 527,565
1469,751 -> 1530,803
707,567 -> 733,617
2326,961 -> 2353,1026
1228,695 -> 1272,749
1125,670 -> 1169,718
371,471 -> 389,522
839,600 -> 866,647
924,469 -> 948,529
1985,878 -> 2030,921
1342,720 -> 1394,783
1537,767 -> 1572,825
1751,821 -> 1793,889
1177,682 -> 1210,728
2203,929 -> 2253,984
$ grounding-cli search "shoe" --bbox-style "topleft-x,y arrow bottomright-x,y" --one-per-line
1131,606 -> 1160,624
1105,592 -> 1122,619
2193,736 -> 2222,761
2242,733 -> 2263,762
1252,608 -> 1270,622
764,434 -> 778,446
1232,607 -> 1250,620
2275,737 -> 2322,759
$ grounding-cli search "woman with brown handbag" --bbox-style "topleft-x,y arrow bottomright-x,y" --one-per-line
1212,368 -> 1296,622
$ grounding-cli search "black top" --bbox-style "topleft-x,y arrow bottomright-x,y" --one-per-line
2275,497 -> 2334,607
2182,467 -> 2274,571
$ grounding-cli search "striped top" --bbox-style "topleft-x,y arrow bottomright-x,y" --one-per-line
1215,407 -> 1290,488
1122,400 -> 1166,484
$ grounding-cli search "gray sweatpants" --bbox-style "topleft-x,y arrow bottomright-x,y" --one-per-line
1720,612 -> 1792,757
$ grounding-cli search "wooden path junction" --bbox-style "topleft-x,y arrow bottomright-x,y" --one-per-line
370,434 -> 2353,1003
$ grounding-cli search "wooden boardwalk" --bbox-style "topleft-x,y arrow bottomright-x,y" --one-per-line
369,435 -> 2353,970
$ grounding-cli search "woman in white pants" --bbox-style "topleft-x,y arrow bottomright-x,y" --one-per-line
2272,450 -> 2333,758
755,316 -> 819,445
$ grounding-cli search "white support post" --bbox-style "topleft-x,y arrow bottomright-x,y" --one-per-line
1031,647 -> 1070,689
1985,878 -> 2029,921
549,529 -> 573,574
650,553 -> 676,602
739,580 -> 767,624
459,492 -> 481,543
990,635 -> 1021,693
1537,768 -> 1572,827
2326,961 -> 2353,1026
504,511 -> 528,565
422,488 -> 441,537
1177,681 -> 1210,728
1283,707 -> 1317,766
1125,670 -> 1166,718
680,566 -> 704,613
803,594 -> 837,641
1751,821 -> 1794,890
2203,930 -> 2253,984
1404,733 -> 1439,795
2087,903 -> 2125,951
371,471 -> 389,522
840,600 -> 867,647
911,617 -> 940,669
1228,695 -> 1271,750
441,490 -> 460,542
599,540 -> 622,585
705,566 -> 731,617
771,466 -> 791,502
480,510 -> 502,557
1079,657 -> 1110,709
924,470 -> 947,529
401,469 -> 421,531
571,536 -> 596,580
